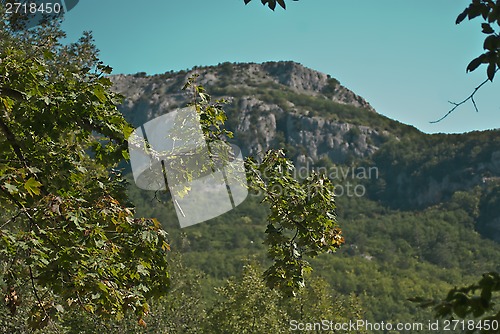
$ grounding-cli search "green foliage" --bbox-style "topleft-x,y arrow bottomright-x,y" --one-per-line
206,261 -> 288,333
477,184 -> 500,239
182,74 -> 233,143
252,85 -> 419,138
244,0 -> 293,11
247,151 -> 343,296
126,164 -> 500,330
206,261 -> 366,334
118,65 -> 500,331
456,0 -> 500,81
321,77 -> 341,96
369,131 -> 500,209
218,62 -> 235,76
412,272 -> 500,333
180,76 -> 344,297
0,7 -> 169,329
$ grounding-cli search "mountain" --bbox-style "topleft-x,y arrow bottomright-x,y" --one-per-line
111,61 -> 500,328
111,60 -> 500,219
111,61 -> 413,162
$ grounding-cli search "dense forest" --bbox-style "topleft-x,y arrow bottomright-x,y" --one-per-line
110,61 -> 500,332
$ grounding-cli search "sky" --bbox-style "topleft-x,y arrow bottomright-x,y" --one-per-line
60,0 -> 500,134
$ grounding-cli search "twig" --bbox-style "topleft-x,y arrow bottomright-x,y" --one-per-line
0,209 -> 24,229
29,265 -> 62,334
29,266 -> 53,330
0,112 -> 30,170
431,69 -> 498,123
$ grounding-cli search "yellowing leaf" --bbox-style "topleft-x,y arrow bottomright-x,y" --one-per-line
0,97 -> 14,113
24,177 -> 42,196
161,241 -> 171,251
93,86 -> 107,103
138,318 -> 147,328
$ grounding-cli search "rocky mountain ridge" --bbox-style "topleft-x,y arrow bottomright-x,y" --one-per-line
111,61 -> 408,164
111,61 -> 500,239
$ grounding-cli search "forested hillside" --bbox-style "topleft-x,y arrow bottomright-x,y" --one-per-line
112,61 -> 500,331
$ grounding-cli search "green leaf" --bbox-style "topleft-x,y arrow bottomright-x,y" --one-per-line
483,35 -> 499,51
487,62 -> 497,81
97,282 -> 108,292
265,0 -> 276,10
481,23 -> 495,34
100,65 -> 113,74
24,177 -> 42,196
0,96 -> 14,112
456,8 -> 468,24
3,183 -> 19,194
466,55 -> 485,72
93,86 -> 107,103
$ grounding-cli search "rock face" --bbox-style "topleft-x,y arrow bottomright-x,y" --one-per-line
111,61 -> 384,164
233,97 -> 382,162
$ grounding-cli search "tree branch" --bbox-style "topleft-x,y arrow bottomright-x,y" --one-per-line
0,110 -> 30,170
0,86 -> 25,101
0,209 -> 24,229
29,265 -> 61,334
431,69 -> 498,123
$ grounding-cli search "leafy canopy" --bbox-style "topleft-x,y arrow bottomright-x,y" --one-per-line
0,6 -> 169,328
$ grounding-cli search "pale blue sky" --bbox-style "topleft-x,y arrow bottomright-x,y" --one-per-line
61,0 -> 499,134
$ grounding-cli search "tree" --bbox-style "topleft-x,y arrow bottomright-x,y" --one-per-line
1,6 -> 169,330
205,261 -> 366,333
432,0 -> 500,122
183,76 -> 345,297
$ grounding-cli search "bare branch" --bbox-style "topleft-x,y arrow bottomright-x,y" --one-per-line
431,69 -> 498,123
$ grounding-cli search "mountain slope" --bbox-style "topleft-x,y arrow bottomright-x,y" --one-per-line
113,61 -> 500,330
112,61 -> 500,212
111,61 -> 420,163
